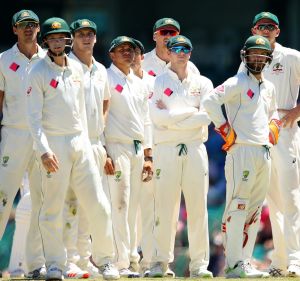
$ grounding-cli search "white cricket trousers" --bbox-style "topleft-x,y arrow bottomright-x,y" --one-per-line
222,144 -> 271,268
63,138 -> 108,265
138,180 -> 155,269
105,142 -> 144,270
152,141 -> 210,272
267,127 -> 300,269
0,127 -> 34,238
33,133 -> 114,270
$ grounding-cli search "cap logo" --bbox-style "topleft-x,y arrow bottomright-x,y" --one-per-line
81,20 -> 90,27
256,38 -> 265,45
165,19 -> 174,24
177,37 -> 186,42
263,12 -> 270,17
20,11 -> 30,18
51,21 -> 62,29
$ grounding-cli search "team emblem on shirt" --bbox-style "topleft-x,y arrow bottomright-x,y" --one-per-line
115,84 -> 123,93
2,156 -> 9,167
242,170 -> 249,181
272,63 -> 283,74
50,79 -> 59,89
114,171 -> 122,182
148,70 -> 156,77
189,87 -> 201,96
155,168 -> 161,179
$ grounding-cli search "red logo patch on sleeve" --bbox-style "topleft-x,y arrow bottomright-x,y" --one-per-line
148,70 -> 156,77
115,84 -> 123,93
164,88 -> 173,96
9,62 -> 20,72
50,79 -> 59,89
247,89 -> 254,99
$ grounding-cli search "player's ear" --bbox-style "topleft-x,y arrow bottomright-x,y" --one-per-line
275,28 -> 280,38
13,26 -> 17,35
251,27 -> 256,35
153,32 -> 157,42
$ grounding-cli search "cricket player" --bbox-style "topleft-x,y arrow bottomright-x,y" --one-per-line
142,17 -> 200,78
148,35 -> 213,278
131,38 -> 155,277
62,18 -> 110,278
26,17 -> 119,281
104,36 -> 153,277
203,35 -> 280,278
239,12 -> 300,277
0,9 -> 46,278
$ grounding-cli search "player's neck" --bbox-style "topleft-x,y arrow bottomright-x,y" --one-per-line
155,45 -> 170,63
73,49 -> 93,68
170,63 -> 188,82
17,41 -> 38,59
132,64 -> 143,79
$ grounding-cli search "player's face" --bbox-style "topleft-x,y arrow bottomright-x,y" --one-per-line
45,33 -> 70,55
13,21 -> 40,43
131,48 -> 144,68
251,19 -> 280,45
153,25 -> 179,48
168,45 -> 191,65
245,49 -> 270,73
110,43 -> 135,66
72,28 -> 96,52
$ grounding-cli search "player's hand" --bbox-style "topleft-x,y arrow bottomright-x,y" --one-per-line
156,99 -> 167,110
41,152 -> 59,173
269,118 -> 282,145
215,121 -> 236,152
142,160 -> 153,182
279,107 -> 300,128
104,156 -> 115,175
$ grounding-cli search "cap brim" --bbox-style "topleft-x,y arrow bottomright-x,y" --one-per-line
109,41 -> 136,52
16,18 -> 39,24
156,25 -> 179,31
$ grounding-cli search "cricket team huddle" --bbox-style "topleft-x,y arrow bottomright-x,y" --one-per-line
0,7 -> 300,280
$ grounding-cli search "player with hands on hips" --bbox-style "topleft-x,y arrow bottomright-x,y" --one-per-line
148,35 -> 213,279
26,17 -> 119,281
240,11 -> 300,277
203,35 -> 280,278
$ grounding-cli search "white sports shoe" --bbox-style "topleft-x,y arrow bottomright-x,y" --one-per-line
26,265 -> 47,279
119,268 -> 140,278
164,265 -> 175,278
149,262 -> 166,278
287,264 -> 300,277
268,266 -> 285,277
64,262 -> 89,279
46,265 -> 63,281
77,260 -> 102,278
225,261 -> 269,278
140,266 -> 150,277
190,268 -> 213,278
98,263 -> 120,280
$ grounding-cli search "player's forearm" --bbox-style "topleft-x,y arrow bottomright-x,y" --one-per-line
167,111 -> 211,130
202,96 -> 226,128
103,99 -> 110,123
0,90 -> 4,122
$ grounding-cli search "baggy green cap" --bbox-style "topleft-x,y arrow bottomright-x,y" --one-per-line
167,35 -> 193,49
244,35 -> 272,52
153,18 -> 180,33
253,12 -> 279,26
12,10 -> 39,25
70,19 -> 97,34
109,36 -> 136,52
41,17 -> 71,39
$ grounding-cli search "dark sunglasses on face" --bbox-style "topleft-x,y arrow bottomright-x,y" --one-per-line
157,29 -> 178,36
170,46 -> 192,54
16,21 -> 38,29
255,24 -> 278,31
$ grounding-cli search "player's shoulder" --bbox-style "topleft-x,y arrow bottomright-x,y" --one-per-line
276,43 -> 300,59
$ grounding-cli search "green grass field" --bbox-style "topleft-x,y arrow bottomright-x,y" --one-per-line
0,277 -> 300,281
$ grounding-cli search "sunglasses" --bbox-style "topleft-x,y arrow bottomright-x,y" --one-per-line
16,21 -> 38,29
157,29 -> 179,36
170,46 -> 191,54
255,24 -> 278,31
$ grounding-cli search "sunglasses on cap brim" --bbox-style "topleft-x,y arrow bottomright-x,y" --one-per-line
170,46 -> 192,54
156,29 -> 179,36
